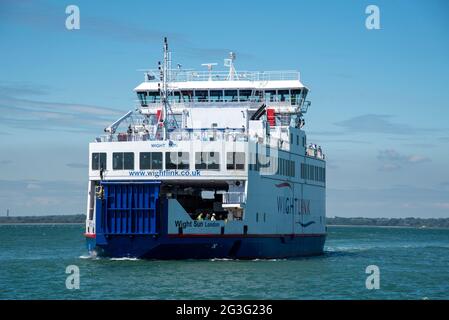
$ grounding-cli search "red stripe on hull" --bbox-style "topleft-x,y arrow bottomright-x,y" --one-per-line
168,233 -> 326,238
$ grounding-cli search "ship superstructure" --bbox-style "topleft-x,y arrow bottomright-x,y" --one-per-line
85,39 -> 326,259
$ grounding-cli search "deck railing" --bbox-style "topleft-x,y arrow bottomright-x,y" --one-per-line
222,192 -> 246,204
96,128 -> 248,143
306,145 -> 325,160
142,70 -> 300,82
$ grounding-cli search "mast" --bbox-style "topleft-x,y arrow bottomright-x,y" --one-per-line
161,37 -> 170,140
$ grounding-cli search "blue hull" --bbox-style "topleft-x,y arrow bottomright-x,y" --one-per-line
88,181 -> 326,259
87,234 -> 326,259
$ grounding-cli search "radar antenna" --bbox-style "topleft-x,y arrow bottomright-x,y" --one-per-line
201,63 -> 217,81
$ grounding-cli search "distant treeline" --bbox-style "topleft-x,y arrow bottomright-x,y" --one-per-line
0,214 -> 85,224
327,217 -> 449,229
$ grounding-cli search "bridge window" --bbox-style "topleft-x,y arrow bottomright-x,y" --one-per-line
181,90 -> 193,102
265,90 -> 276,102
278,90 -> 290,102
137,92 -> 148,107
239,89 -> 252,102
209,90 -> 223,102
168,92 -> 181,103
194,90 -> 208,102
223,90 -> 238,102
147,91 -> 160,104
227,152 -> 245,170
291,89 -> 301,105
166,152 -> 190,169
254,90 -> 263,102
113,152 -> 134,170
140,152 -> 162,170
195,152 -> 220,170
92,152 -> 107,170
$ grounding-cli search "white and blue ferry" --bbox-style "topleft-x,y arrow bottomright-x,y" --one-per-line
84,39 -> 326,259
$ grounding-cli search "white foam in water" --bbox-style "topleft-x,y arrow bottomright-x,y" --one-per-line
79,255 -> 101,260
210,258 -> 235,261
109,257 -> 140,261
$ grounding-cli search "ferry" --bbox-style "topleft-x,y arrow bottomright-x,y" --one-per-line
84,38 -> 326,259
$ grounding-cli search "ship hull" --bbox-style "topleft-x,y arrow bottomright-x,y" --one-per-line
86,233 -> 326,259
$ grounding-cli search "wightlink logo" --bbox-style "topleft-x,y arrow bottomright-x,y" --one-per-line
129,169 -> 201,178
277,197 -> 310,215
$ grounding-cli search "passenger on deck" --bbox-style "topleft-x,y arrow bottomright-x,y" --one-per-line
211,213 -> 216,221
197,213 -> 203,221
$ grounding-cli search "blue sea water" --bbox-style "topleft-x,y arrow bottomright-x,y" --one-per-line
0,224 -> 448,299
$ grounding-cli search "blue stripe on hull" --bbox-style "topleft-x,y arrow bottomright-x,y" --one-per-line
87,234 -> 326,259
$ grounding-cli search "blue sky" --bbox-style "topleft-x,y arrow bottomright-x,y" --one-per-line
0,0 -> 448,217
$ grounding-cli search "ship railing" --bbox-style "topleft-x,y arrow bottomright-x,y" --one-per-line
222,192 -> 246,205
168,128 -> 248,142
95,128 -> 249,143
136,100 -> 303,110
137,100 -> 261,109
306,145 -> 325,160
142,70 -> 300,82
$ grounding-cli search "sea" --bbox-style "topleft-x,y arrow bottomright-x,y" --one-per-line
0,224 -> 448,300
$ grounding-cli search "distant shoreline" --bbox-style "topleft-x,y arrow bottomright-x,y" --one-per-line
328,224 -> 449,230
0,215 -> 448,229
0,222 -> 84,225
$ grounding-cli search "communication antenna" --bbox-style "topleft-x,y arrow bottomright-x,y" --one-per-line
201,63 -> 217,81
224,52 -> 237,80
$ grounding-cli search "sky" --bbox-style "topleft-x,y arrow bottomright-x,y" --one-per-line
0,0 -> 448,217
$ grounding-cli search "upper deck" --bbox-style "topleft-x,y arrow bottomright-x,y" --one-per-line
135,70 -> 304,90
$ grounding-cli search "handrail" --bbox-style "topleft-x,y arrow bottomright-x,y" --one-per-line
142,70 -> 300,82
222,192 -> 246,204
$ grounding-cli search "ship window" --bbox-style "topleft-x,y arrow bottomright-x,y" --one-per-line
137,92 -> 148,107
169,92 -> 182,103
167,114 -> 182,130
124,153 -> 134,169
113,153 -> 122,170
291,89 -> 301,105
195,152 -> 220,170
264,90 -> 276,102
278,90 -> 290,102
227,152 -> 245,170
254,90 -> 263,102
166,152 -> 190,169
181,90 -> 193,102
223,90 -> 238,102
140,152 -> 162,170
92,152 -> 107,170
147,91 -> 160,103
194,90 -> 208,102
239,89 -> 252,102
209,90 -> 223,102
113,152 -> 134,170
152,152 -> 163,169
